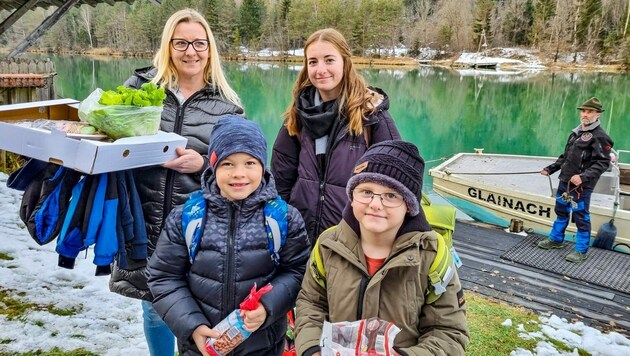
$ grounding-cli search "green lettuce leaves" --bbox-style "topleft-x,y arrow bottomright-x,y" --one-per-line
79,84 -> 166,140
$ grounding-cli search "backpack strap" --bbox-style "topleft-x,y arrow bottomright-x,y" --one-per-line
264,196 -> 288,266
421,194 -> 462,268
426,232 -> 456,304
182,190 -> 206,264
308,226 -> 337,289
182,192 -> 288,266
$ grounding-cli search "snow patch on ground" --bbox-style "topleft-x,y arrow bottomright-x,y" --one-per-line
509,315 -> 630,356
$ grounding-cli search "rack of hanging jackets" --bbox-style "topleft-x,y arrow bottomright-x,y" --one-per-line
7,159 -> 148,276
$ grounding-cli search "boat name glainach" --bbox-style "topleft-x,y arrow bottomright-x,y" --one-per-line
467,188 -> 551,218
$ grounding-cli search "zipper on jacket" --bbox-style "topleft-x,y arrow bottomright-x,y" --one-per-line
314,129 -> 350,237
355,242 -> 418,319
161,91 -> 204,228
356,275 -> 369,319
223,205 -> 237,317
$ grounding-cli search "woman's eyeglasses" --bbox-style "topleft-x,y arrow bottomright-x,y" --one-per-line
170,39 -> 209,52
352,189 -> 404,208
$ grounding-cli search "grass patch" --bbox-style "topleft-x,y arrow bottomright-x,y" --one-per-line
466,292 -> 540,355
0,348 -> 98,356
47,305 -> 80,317
547,338 -> 590,355
0,252 -> 13,261
0,288 -> 80,320
0,289 -> 39,320
0,151 -> 26,175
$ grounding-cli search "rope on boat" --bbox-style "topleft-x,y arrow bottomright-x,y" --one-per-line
425,156 -> 450,164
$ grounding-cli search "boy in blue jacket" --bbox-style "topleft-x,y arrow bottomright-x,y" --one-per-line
147,115 -> 310,355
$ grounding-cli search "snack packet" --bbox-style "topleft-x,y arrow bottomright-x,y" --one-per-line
320,318 -> 401,356
205,283 -> 273,356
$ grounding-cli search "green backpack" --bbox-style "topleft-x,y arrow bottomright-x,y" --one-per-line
309,195 -> 461,304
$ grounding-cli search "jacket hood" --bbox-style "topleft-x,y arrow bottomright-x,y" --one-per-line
132,66 -> 157,82
363,87 -> 390,127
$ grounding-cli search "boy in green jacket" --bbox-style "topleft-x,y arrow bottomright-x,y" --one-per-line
295,140 -> 469,356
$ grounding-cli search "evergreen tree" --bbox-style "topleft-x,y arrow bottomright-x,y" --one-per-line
204,0 -> 220,29
239,0 -> 265,47
502,0 -> 534,45
576,0 -> 603,45
354,0 -> 404,55
203,0 -> 238,53
128,0 -> 162,51
260,0 -> 288,52
287,0 -> 318,47
529,0 -> 555,46
281,0 -> 291,20
473,0 -> 493,48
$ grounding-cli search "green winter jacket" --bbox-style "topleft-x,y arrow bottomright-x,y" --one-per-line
295,220 -> 469,356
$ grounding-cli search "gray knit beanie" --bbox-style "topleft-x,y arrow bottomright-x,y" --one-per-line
208,115 -> 267,171
346,140 -> 424,216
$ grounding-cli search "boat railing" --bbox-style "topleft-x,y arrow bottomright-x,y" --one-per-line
613,149 -> 630,164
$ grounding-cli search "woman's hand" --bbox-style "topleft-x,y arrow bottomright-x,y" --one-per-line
240,303 -> 267,332
162,147 -> 205,173
192,324 -> 221,356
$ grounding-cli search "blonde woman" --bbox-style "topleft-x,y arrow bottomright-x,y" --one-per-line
271,28 -> 400,241
108,8 -> 243,356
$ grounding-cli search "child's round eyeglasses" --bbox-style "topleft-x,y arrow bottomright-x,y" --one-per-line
170,39 -> 209,52
352,189 -> 404,208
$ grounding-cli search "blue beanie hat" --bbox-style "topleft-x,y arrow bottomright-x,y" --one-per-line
208,115 -> 267,171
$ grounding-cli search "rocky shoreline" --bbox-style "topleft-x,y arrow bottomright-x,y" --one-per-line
5,47 -> 628,73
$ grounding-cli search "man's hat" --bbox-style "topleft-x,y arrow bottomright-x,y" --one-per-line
577,97 -> 605,112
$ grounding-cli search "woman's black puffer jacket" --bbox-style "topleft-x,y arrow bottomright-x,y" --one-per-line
109,67 -> 243,301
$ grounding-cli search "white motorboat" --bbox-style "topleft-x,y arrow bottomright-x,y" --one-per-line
429,150 -> 630,254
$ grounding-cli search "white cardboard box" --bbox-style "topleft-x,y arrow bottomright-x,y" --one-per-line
0,98 -> 188,174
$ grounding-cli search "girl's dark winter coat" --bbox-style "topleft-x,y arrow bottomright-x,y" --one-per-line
147,172 -> 310,356
271,87 -> 400,240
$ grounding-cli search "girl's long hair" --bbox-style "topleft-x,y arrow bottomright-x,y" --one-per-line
151,8 -> 241,107
283,28 -> 373,136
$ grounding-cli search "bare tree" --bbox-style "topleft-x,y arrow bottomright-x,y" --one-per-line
435,0 -> 473,51
408,0 -> 438,52
79,5 -> 93,48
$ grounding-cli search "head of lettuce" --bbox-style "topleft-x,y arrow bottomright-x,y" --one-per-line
79,83 -> 167,140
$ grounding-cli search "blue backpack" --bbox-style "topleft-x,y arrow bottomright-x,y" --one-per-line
181,190 -> 288,265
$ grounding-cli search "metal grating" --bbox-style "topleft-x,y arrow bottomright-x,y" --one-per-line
501,235 -> 630,294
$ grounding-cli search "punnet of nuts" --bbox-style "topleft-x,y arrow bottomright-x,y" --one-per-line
205,283 -> 273,356
205,311 -> 249,355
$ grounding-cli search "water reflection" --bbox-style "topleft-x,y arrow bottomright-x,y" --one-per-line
39,54 -> 630,193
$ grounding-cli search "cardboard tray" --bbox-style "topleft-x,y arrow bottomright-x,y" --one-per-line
0,99 -> 188,174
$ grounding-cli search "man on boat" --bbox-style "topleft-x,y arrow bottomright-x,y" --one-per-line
538,97 -> 614,263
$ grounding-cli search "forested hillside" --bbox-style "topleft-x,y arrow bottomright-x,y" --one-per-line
1,0 -> 630,64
